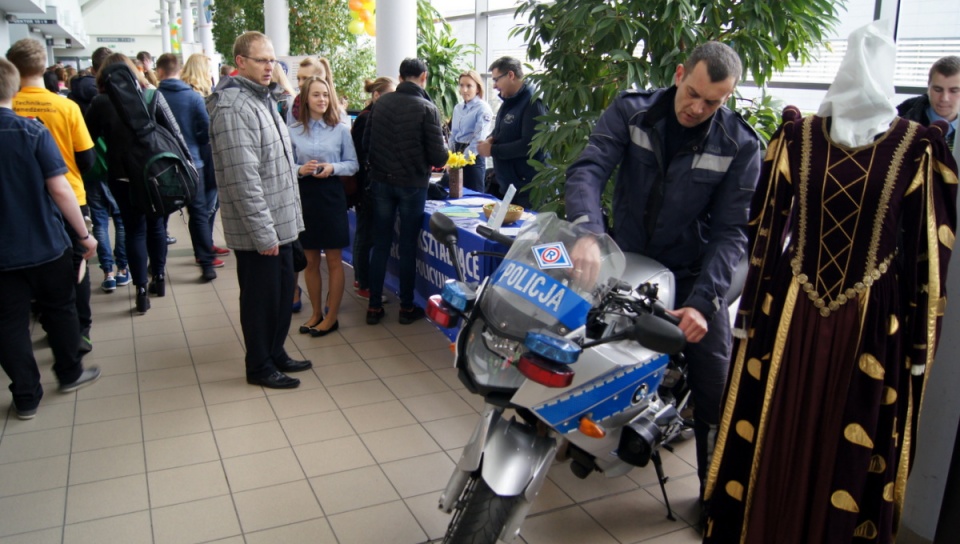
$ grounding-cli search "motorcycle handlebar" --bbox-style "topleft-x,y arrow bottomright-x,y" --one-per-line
651,301 -> 681,326
475,225 -> 515,247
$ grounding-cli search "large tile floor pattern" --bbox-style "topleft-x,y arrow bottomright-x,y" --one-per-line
0,219 -> 703,544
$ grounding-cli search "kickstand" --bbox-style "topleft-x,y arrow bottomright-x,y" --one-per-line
651,451 -> 676,521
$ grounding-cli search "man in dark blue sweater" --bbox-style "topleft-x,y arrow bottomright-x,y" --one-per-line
477,57 -> 547,209
156,53 -> 218,282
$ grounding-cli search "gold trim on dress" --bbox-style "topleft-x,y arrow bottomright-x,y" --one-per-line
831,490 -> 860,513
736,420 -> 755,443
884,482 -> 895,502
726,480 -> 744,501
747,358 -> 762,380
888,314 -> 899,335
762,294 -> 773,315
868,455 -> 887,473
844,423 -> 875,449
858,353 -> 885,380
939,225 -> 956,249
853,520 -> 879,539
882,387 -> 898,405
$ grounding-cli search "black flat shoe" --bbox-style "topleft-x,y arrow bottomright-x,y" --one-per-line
275,358 -> 313,373
247,370 -> 300,389
310,320 -> 339,337
298,319 -> 322,334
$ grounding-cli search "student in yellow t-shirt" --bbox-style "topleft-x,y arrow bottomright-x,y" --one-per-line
7,38 -> 97,353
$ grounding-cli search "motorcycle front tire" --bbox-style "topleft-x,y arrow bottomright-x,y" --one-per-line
443,473 -> 519,544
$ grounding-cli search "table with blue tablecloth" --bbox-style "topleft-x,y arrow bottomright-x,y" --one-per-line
345,189 -> 528,341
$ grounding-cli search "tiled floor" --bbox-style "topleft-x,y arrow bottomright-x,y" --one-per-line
0,218 -> 703,544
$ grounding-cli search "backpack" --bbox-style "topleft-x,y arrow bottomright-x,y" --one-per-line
99,63 -> 198,219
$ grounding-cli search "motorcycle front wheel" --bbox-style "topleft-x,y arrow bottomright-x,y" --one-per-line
443,473 -> 519,544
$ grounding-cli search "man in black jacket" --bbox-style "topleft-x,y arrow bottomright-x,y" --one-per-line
362,58 -> 447,325
897,55 -> 959,156
477,56 -> 547,209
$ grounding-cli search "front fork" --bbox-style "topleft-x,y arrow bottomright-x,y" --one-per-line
439,403 -> 559,543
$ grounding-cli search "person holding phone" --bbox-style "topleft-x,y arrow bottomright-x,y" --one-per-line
289,76 -> 358,336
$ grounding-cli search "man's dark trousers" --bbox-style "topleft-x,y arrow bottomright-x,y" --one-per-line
0,250 -> 85,411
235,244 -> 295,379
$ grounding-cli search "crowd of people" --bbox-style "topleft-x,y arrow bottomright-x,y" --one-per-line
3,27 -> 958,543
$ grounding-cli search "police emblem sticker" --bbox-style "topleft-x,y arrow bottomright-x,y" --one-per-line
532,242 -> 573,270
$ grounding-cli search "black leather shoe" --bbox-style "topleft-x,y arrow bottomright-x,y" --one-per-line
247,371 -> 300,389
148,274 -> 166,297
275,358 -> 313,373
201,267 -> 217,282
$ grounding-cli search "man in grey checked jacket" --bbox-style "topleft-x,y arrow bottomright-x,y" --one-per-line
207,31 -> 310,389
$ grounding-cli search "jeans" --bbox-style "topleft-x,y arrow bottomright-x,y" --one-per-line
352,186 -> 375,289
185,161 -> 214,267
87,180 -> 127,273
109,180 -> 168,287
368,181 -> 427,309
200,144 -> 219,235
0,250 -> 84,411
235,245 -> 295,378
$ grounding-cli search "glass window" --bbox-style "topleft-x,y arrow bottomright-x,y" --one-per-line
895,0 -> 960,87
431,0 -> 476,18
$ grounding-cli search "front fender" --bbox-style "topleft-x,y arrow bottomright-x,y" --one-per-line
481,417 -> 557,498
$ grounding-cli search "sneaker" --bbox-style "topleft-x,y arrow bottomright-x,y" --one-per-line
201,267 -> 218,282
353,280 -> 360,289
399,305 -> 426,325
15,407 -> 37,420
115,269 -> 132,286
356,288 -> 370,299
196,258 -> 225,268
212,245 -> 231,256
166,234 -> 177,245
79,334 -> 93,354
101,275 -> 117,293
58,367 -> 101,394
366,307 -> 385,325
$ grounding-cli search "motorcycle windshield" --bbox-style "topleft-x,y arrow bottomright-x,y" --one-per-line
481,212 -> 625,338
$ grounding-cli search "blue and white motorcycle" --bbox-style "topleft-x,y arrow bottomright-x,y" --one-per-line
426,211 -> 690,544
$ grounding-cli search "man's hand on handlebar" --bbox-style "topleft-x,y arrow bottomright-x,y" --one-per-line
666,307 -> 708,343
570,236 -> 601,289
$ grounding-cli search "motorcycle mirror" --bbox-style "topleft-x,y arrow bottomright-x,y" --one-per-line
429,212 -> 459,249
631,313 -> 686,355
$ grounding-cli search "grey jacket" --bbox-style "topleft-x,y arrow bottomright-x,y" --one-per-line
206,76 -> 303,252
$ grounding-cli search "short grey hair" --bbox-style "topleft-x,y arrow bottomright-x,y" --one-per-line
489,56 -> 523,80
683,41 -> 743,86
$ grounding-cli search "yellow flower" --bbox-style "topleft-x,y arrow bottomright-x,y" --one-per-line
446,150 -> 477,169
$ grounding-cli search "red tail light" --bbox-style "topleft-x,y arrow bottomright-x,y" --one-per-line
426,294 -> 460,329
518,353 -> 574,388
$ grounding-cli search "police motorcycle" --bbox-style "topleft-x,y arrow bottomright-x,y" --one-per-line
426,211 -> 691,544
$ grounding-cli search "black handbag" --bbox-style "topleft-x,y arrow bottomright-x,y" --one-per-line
292,240 -> 307,272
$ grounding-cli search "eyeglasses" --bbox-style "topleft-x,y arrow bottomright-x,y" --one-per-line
242,56 -> 277,66
491,73 -> 508,83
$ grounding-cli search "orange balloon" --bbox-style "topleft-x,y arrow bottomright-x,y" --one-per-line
348,0 -> 363,11
357,9 -> 370,22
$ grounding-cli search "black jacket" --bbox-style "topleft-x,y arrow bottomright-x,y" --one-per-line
489,82 -> 547,199
68,75 -> 98,115
896,94 -> 931,125
362,81 -> 447,188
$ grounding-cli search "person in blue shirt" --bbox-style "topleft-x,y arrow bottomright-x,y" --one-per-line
449,70 -> 493,192
0,57 -> 101,420
289,76 -> 358,337
897,55 -> 959,157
